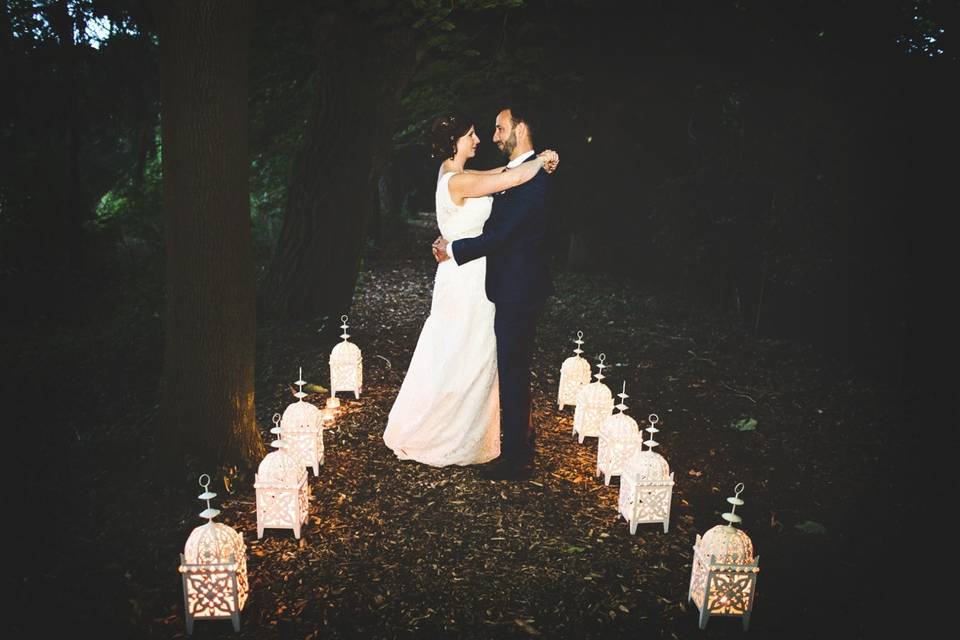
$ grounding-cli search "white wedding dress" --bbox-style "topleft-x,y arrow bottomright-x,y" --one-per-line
382,171 -> 500,466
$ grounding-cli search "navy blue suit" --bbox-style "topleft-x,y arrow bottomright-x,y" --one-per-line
451,159 -> 552,466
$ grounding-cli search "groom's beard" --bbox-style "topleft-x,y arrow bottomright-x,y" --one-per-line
498,132 -> 517,157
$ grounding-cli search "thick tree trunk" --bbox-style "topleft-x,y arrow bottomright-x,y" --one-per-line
156,0 -> 264,474
260,15 -> 417,326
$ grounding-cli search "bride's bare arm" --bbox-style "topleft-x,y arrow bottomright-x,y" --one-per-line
464,166 -> 507,175
450,150 -> 558,202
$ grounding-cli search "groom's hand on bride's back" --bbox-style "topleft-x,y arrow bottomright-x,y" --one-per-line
432,236 -> 450,263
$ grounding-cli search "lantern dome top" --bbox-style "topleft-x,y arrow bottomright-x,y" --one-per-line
282,397 -> 322,425
184,521 -> 244,565
604,410 -> 640,436
331,340 -> 361,359
624,449 -> 671,480
700,523 -> 755,565
257,449 -> 306,485
576,380 -> 612,404
561,353 -> 590,372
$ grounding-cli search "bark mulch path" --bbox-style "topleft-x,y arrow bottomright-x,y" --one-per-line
11,223 -> 908,638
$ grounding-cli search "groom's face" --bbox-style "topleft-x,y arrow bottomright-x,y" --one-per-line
493,109 -> 517,158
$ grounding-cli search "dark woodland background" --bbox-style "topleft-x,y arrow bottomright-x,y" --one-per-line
1,0 -> 954,636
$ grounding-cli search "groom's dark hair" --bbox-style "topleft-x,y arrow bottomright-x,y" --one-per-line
502,101 -> 538,146
429,111 -> 475,160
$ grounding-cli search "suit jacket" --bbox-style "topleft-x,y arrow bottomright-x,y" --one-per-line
451,161 -> 553,304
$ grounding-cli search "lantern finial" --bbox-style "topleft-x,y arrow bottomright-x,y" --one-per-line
340,315 -> 350,341
594,353 -> 607,382
572,330 -> 585,356
614,381 -> 629,414
270,413 -> 285,449
197,473 -> 221,522
294,366 -> 307,401
642,413 -> 660,451
722,482 -> 746,529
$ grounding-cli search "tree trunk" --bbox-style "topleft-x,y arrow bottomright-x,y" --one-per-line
260,15 -> 417,327
156,0 -> 264,475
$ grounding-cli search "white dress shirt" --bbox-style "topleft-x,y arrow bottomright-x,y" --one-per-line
446,150 -> 536,261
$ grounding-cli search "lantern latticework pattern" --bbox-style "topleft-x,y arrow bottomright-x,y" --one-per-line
178,474 -> 248,634
278,368 -> 324,475
596,382 -> 641,485
558,331 -> 591,409
254,426 -> 310,539
330,315 -> 362,399
618,413 -> 675,533
572,353 -> 613,443
688,483 -> 759,630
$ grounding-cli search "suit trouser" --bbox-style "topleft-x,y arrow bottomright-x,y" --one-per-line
494,299 -> 544,465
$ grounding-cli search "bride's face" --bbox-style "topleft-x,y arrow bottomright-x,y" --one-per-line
456,127 -> 480,160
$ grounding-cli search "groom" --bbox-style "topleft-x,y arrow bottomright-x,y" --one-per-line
433,103 -> 553,480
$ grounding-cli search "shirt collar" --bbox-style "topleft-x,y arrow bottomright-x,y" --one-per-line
506,150 -> 536,168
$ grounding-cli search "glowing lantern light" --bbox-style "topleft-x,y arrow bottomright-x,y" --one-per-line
254,420 -> 310,539
178,474 -> 249,634
278,367 -> 324,476
618,413 -> 675,533
688,483 -> 759,630
558,330 -> 591,409
330,314 -> 362,399
572,353 -> 613,443
596,381 -> 642,485
322,396 -> 339,428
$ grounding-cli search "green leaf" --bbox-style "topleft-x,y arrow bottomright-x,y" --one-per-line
563,545 -> 586,554
729,417 -> 758,431
794,521 -> 827,535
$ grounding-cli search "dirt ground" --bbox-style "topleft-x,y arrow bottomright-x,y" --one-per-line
9,221 -> 911,638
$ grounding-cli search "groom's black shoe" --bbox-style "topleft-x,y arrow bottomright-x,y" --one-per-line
480,458 -> 533,481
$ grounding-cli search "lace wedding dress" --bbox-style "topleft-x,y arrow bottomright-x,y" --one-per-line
382,171 -> 500,466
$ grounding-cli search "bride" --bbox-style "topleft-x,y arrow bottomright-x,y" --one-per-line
382,112 -> 558,467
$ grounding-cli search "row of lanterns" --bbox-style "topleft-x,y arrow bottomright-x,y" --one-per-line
558,331 -> 758,631
177,316 -> 364,634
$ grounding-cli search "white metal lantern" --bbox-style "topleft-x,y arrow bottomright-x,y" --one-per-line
688,483 -> 760,631
329,314 -> 362,399
596,381 -> 642,485
618,413 -> 675,533
558,330 -> 591,409
572,353 -> 614,443
278,367 -> 324,475
254,424 -> 310,539
178,474 -> 249,634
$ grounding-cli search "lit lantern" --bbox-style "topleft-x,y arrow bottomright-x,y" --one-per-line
688,483 -> 759,630
178,474 -> 249,634
278,367 -> 324,476
254,421 -> 310,539
558,330 -> 591,409
596,381 -> 642,485
329,314 -> 362,399
572,353 -> 614,443
618,413 -> 675,533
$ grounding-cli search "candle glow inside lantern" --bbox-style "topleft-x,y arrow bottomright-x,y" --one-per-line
178,474 -> 249,634
572,353 -> 614,443
688,483 -> 759,631
618,413 -> 675,533
596,381 -> 642,485
278,367 -> 324,475
558,330 -> 591,409
330,314 -> 362,399
254,422 -> 310,539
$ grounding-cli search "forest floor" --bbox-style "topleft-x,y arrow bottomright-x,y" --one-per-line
8,221 -> 913,639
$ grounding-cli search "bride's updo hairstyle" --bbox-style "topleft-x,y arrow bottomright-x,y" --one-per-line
429,111 -> 474,160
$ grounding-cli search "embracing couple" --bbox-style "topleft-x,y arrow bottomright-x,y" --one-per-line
382,103 -> 559,481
